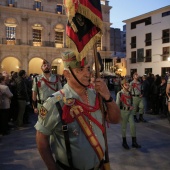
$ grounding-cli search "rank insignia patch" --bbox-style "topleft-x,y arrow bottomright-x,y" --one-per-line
39,106 -> 48,119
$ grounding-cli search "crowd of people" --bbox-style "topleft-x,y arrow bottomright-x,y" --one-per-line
0,70 -> 34,135
1,56 -> 170,169
107,72 -> 169,121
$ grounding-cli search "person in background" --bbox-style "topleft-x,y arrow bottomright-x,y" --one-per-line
130,72 -> 146,123
159,77 -> 167,118
116,79 -> 141,150
150,75 -> 161,115
166,76 -> 170,123
35,51 -> 121,170
32,59 -> 62,114
0,75 -> 13,135
8,72 -> 18,125
15,70 -> 30,127
141,75 -> 150,114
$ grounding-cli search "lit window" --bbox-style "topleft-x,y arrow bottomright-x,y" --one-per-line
32,24 -> 43,46
162,47 -> 170,61
8,0 -> 15,6
55,31 -> 63,48
34,0 -> 41,11
6,26 -> 16,45
56,5 -> 62,14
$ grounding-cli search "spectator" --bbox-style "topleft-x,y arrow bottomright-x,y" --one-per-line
0,75 -> 13,135
15,70 -> 30,127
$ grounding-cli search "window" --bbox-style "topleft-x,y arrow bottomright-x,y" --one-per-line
162,47 -> 170,61
145,68 -> 152,75
116,58 -> 121,63
56,4 -> 62,14
131,17 -> 151,29
4,18 -> 17,45
6,27 -> 16,45
34,0 -> 42,11
145,49 -> 152,62
131,36 -> 136,48
32,24 -> 43,46
130,69 -> 137,77
137,48 -> 144,62
55,31 -> 63,48
145,33 -> 152,46
131,51 -> 136,63
8,0 -> 15,6
162,11 -> 170,17
162,29 -> 170,43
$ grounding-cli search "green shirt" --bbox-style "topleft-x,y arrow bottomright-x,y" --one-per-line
32,73 -> 62,101
35,84 -> 105,170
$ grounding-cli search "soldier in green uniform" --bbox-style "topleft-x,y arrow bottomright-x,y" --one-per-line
32,59 -> 62,114
34,51 -> 121,170
129,72 -> 146,123
116,79 -> 141,149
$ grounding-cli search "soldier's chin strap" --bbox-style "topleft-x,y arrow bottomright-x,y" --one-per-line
68,66 -> 89,88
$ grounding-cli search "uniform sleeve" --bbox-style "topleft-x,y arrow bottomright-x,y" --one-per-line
34,91 -> 64,135
116,91 -> 121,107
32,77 -> 37,92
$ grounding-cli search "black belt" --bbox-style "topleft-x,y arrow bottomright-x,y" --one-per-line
122,107 -> 130,111
132,95 -> 140,97
37,100 -> 44,104
57,160 -> 95,170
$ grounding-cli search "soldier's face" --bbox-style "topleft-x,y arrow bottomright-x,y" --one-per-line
71,64 -> 91,86
41,64 -> 51,73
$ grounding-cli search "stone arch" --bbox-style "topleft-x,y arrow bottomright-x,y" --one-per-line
28,57 -> 43,75
51,58 -> 64,75
4,17 -> 18,27
0,56 -> 21,73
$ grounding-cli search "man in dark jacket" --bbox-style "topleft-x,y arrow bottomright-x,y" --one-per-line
142,75 -> 150,114
15,70 -> 29,127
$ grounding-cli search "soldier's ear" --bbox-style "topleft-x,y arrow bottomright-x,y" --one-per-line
63,70 -> 70,80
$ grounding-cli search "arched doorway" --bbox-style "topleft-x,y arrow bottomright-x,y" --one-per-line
52,58 -> 64,75
0,57 -> 21,73
29,57 -> 43,75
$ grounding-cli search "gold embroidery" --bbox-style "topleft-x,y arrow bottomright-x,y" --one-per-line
39,106 -> 48,119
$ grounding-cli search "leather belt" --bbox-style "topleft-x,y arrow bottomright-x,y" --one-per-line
132,95 -> 140,97
57,160 -> 96,170
122,107 -> 130,111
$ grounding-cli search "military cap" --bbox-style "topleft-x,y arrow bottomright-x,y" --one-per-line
121,79 -> 128,85
61,51 -> 88,69
42,59 -> 50,66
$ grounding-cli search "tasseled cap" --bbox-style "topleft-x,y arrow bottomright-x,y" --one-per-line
61,51 -> 87,69
121,79 -> 128,85
42,59 -> 50,66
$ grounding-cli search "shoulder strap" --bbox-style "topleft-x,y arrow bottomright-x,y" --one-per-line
55,102 -> 74,170
35,76 -> 41,101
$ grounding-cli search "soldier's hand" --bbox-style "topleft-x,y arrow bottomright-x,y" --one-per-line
95,78 -> 110,99
34,108 -> 39,114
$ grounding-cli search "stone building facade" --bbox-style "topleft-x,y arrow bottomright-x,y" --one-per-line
0,0 -> 113,75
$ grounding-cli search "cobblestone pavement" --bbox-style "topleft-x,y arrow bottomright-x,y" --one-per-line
0,92 -> 170,170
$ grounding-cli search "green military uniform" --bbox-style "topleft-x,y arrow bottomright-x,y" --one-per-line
129,80 -> 144,122
116,79 -> 141,149
35,84 -> 105,170
32,73 -> 62,110
116,90 -> 136,138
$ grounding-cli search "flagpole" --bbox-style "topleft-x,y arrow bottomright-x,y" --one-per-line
93,44 -> 110,170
